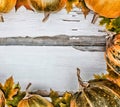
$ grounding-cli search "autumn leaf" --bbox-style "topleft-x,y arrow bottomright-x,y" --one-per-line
6,91 -> 26,107
94,65 -> 120,87
49,89 -> 61,107
65,0 -> 78,13
50,89 -> 72,107
0,76 -> 26,107
99,17 -> 120,33
1,76 -> 20,100
76,0 -> 90,18
94,73 -> 107,79
15,0 -> 34,11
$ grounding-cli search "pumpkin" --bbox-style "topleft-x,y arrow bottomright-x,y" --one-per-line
17,94 -> 54,107
30,0 -> 67,22
0,89 -> 5,107
105,33 -> 120,76
104,33 -> 120,87
84,0 -> 120,18
70,68 -> 120,107
0,0 -> 16,13
0,0 -> 17,22
17,83 -> 53,107
15,0 -> 67,22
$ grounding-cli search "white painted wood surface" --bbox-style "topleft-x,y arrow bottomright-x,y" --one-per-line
0,7 -> 106,37
0,7 -> 107,91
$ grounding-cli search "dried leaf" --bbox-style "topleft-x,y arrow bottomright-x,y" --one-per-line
59,103 -> 66,107
50,89 -> 72,107
0,76 -> 22,102
99,17 -> 120,33
65,0 -> 78,13
2,76 -> 18,100
6,91 -> 26,107
15,0 -> 34,11
63,92 -> 72,102
0,76 -> 26,107
94,73 -> 107,79
79,1 -> 90,18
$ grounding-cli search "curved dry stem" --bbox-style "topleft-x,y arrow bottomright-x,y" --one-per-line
77,68 -> 88,89
0,15 -> 4,22
42,12 -> 50,22
91,13 -> 99,24
25,83 -> 32,96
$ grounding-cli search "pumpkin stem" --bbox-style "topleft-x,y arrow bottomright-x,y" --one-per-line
0,15 -> 4,22
91,13 -> 99,24
25,83 -> 32,97
77,68 -> 89,89
42,12 -> 50,22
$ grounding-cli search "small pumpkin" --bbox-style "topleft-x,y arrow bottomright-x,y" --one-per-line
15,0 -> 67,22
17,83 -> 53,107
0,89 -> 5,107
70,68 -> 120,107
30,0 -> 67,22
84,0 -> 120,18
0,0 -> 17,22
17,94 -> 54,107
0,0 -> 16,13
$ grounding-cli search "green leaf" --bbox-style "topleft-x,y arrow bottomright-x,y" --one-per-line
0,76 -> 25,107
50,89 -> 72,107
6,91 -> 26,107
99,17 -> 120,33
2,76 -> 20,100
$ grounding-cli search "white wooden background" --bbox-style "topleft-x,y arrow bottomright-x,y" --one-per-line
0,7 -> 107,92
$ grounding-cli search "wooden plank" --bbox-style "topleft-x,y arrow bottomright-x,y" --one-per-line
0,35 -> 106,51
0,46 -> 106,91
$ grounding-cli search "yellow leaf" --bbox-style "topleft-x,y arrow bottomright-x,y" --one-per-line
94,73 -> 107,79
63,92 -> 72,102
50,89 -> 72,107
65,0 -> 79,13
60,103 -> 67,107
3,76 -> 20,100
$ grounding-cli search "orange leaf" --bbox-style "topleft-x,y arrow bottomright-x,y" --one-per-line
77,1 -> 90,18
15,0 -> 34,11
65,0 -> 78,13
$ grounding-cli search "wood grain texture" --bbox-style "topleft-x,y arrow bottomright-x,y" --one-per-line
0,35 -> 106,51
0,7 -> 107,91
0,46 -> 106,91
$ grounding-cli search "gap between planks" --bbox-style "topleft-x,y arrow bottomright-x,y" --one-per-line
0,35 -> 106,51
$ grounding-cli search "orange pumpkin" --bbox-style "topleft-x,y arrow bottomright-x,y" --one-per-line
84,0 -> 120,18
0,89 -> 5,107
0,0 -> 17,22
105,34 -> 120,75
18,94 -> 53,107
104,33 -> 120,86
0,0 -> 16,13
16,0 -> 67,22
30,0 -> 67,22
